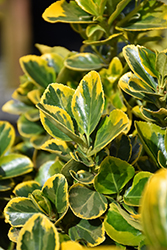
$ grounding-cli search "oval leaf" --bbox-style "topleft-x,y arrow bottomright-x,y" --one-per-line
72,71 -> 104,137
13,181 -> 41,197
20,55 -> 56,88
90,110 -> 129,156
17,213 -> 59,250
69,183 -> 108,219
123,171 -> 153,206
0,154 -> 33,179
94,156 -> 135,194
104,203 -> 144,246
65,53 -> 104,71
69,218 -> 105,247
4,197 -> 44,227
42,174 -> 69,223
0,121 -> 15,157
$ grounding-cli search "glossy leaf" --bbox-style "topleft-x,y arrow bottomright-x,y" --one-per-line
89,110 -> 129,156
123,45 -> 157,90
40,83 -> 75,117
94,156 -> 135,194
0,153 -> 33,179
0,121 -> 15,157
104,203 -> 144,246
39,104 -> 75,141
69,183 -> 108,219
65,53 -> 104,71
72,71 -> 104,137
42,0 -> 93,23
20,55 -> 56,88
75,0 -> 99,16
4,197 -> 44,227
13,181 -> 41,197
42,174 -> 69,223
135,121 -> 167,167
17,213 -> 59,250
17,115 -> 44,138
35,160 -> 64,186
124,171 -> 153,206
38,104 -> 87,147
69,218 -> 105,247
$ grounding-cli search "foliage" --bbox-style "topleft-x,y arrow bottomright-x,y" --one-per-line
1,0 -> 167,249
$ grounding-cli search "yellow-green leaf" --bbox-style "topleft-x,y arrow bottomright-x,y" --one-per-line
72,71 -> 104,137
42,0 -> 93,23
17,213 -> 59,250
0,121 -> 15,157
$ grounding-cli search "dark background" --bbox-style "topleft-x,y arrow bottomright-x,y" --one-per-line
31,0 -> 83,54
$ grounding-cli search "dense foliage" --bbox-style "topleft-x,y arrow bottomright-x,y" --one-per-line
1,0 -> 167,249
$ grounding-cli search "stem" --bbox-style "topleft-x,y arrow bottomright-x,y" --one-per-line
116,0 -> 149,27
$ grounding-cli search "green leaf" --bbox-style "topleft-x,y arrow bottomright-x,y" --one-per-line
94,156 -> 135,195
104,203 -> 144,246
4,197 -> 44,227
17,115 -> 44,138
69,183 -> 108,219
35,160 -> 64,186
0,154 -> 33,179
65,53 -> 104,71
38,103 -> 87,148
42,0 -> 93,23
90,109 -> 129,156
75,0 -> 99,16
13,181 -> 41,197
69,218 -> 105,247
135,121 -> 167,167
123,171 -> 153,206
20,55 -> 56,88
109,133 -> 132,162
0,179 -> 15,192
41,138 -> 73,157
0,121 -> 15,157
42,174 -> 69,223
61,159 -> 88,184
70,170 -> 94,184
38,104 -> 74,141
137,46 -> 159,78
35,44 -> 70,58
156,52 -> 167,77
123,45 -> 157,90
40,83 -> 75,118
108,0 -> 131,25
17,213 -> 59,250
72,71 -> 104,137
117,0 -> 167,31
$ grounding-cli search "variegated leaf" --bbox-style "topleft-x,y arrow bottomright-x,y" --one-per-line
4,197 -> 44,227
89,110 -> 129,156
0,121 -> 15,157
0,154 -> 33,179
69,183 -> 108,219
20,55 -> 56,88
13,181 -> 41,197
42,174 -> 69,223
17,213 -> 59,250
69,218 -> 105,247
72,71 -> 104,138
42,0 -> 93,23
